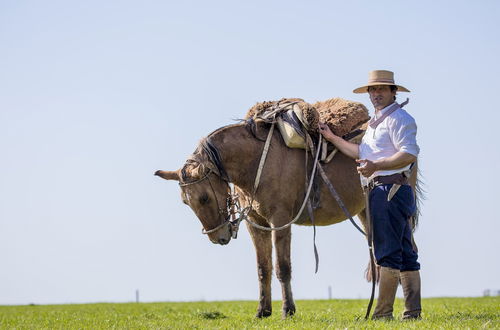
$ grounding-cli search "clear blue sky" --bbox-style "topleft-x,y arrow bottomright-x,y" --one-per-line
1,0 -> 499,305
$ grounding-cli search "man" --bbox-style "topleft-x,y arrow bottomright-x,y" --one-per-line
319,70 -> 421,320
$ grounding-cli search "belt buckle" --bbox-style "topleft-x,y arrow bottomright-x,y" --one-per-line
362,179 -> 375,191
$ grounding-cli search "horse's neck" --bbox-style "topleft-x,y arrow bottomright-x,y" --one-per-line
211,123 -> 264,192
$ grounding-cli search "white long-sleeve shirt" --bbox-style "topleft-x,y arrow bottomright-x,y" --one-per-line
359,102 -> 420,178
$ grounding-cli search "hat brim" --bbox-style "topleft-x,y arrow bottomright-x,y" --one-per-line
353,83 -> 410,94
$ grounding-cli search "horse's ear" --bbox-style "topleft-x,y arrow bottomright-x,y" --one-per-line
154,170 -> 180,181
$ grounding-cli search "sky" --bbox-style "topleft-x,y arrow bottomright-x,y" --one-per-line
1,1 -> 499,305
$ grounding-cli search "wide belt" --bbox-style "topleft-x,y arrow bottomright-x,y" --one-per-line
373,172 -> 408,186
369,173 -> 409,201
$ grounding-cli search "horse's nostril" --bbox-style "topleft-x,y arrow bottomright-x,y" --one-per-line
219,238 -> 228,245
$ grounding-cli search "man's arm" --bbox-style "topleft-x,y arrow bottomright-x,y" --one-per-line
357,151 -> 416,177
319,122 -> 359,159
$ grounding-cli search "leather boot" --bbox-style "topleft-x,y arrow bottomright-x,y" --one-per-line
372,266 -> 400,320
400,270 -> 422,320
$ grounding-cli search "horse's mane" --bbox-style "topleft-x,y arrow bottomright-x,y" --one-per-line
184,121 -> 258,183
198,137 -> 230,182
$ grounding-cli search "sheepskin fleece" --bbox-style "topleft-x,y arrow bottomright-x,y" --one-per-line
245,97 -> 369,137
245,98 -> 306,120
313,98 -> 370,136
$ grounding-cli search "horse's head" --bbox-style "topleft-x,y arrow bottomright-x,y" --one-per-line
155,141 -> 233,245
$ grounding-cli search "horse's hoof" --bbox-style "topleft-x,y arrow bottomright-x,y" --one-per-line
255,309 -> 272,318
281,306 -> 296,319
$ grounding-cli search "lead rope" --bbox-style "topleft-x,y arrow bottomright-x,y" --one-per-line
363,184 -> 376,320
316,163 -> 366,236
304,133 -> 320,273
317,162 -> 376,319
315,154 -> 376,319
307,199 -> 319,273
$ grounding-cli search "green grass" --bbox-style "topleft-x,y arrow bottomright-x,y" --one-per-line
1,297 -> 498,329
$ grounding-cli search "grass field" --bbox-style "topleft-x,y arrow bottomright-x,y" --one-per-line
1,297 -> 498,329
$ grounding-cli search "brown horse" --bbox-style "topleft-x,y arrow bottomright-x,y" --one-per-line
155,119 -> 417,318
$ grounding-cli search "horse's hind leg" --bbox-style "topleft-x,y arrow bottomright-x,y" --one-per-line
273,226 -> 296,319
246,213 -> 273,318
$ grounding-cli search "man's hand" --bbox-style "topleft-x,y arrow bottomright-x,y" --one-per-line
357,152 -> 416,177
319,121 -> 360,159
319,122 -> 335,141
356,159 -> 377,177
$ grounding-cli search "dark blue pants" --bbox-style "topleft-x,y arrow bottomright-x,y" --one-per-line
370,184 -> 420,271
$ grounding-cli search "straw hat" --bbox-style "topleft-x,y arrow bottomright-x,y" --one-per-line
353,70 -> 410,94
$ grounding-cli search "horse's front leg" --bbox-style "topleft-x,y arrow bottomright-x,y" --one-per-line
246,212 -> 273,318
273,226 -> 296,319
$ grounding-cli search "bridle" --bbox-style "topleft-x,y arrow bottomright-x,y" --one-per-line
177,117 -> 279,238
178,117 -> 320,238
179,168 -> 243,237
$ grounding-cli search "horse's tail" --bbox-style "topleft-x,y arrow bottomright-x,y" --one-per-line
410,161 -> 425,231
365,263 -> 380,283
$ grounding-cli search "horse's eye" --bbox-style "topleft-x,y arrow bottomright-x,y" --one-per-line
199,194 -> 210,205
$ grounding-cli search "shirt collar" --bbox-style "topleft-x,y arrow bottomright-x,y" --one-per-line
375,102 -> 398,119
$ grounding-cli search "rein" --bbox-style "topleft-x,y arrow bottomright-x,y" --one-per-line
178,169 -> 213,187
179,169 -> 232,235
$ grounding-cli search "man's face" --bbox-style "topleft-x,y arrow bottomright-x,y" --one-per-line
368,85 -> 396,110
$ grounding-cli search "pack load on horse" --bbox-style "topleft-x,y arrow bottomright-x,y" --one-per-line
155,97 -> 419,319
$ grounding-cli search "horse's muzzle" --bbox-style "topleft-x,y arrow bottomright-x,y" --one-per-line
218,237 -> 230,245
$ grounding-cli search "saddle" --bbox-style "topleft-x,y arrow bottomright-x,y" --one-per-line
245,97 -> 370,211
245,97 -> 370,151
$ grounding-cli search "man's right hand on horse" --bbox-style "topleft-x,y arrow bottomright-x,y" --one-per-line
319,121 -> 360,160
319,122 -> 336,141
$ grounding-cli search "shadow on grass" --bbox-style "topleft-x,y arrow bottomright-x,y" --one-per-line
197,310 -> 227,320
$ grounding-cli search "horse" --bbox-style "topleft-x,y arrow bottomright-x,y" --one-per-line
155,119 -> 418,319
